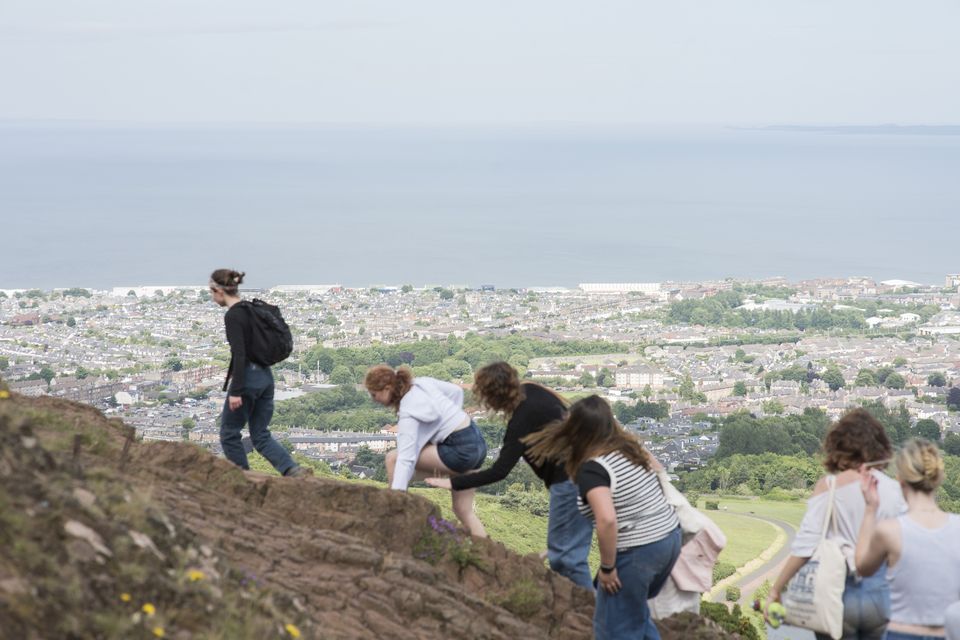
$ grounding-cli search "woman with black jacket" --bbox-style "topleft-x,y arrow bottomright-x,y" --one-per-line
425,361 -> 593,588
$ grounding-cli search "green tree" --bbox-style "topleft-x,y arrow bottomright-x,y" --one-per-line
763,399 -> 785,415
38,366 -> 55,385
330,365 -> 355,385
597,368 -> 616,388
884,373 -> 906,390
875,366 -> 895,384
75,365 -> 90,380
893,356 -> 908,367
943,433 -> 960,456
164,356 -> 183,372
578,371 -> 596,388
438,289 -> 454,301
821,367 -> 846,391
66,316 -> 77,328
678,374 -> 696,401
0,356 -> 8,371
949,387 -> 960,410
913,419 -> 941,441
401,284 -> 413,293
855,369 -> 877,387
928,372 -> 948,387
732,381 -> 748,396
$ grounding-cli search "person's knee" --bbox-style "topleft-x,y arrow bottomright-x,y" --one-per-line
385,450 -> 398,469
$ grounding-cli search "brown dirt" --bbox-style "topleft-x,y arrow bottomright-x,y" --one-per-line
0,393 -> 740,639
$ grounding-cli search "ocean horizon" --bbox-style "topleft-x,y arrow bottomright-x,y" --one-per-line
2,123 -> 958,290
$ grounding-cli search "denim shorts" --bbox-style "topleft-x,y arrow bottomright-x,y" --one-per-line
437,421 -> 487,474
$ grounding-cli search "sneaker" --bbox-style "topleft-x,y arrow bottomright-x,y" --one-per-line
285,465 -> 313,478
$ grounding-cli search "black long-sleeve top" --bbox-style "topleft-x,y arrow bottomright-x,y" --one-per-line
222,303 -> 253,395
450,383 -> 567,491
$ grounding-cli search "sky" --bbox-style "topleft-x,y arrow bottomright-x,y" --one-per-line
1,0 -> 959,126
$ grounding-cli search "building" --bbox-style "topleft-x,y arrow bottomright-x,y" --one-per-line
579,283 -> 662,295
614,365 -> 665,389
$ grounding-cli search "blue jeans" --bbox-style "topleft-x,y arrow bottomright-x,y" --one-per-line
547,480 -> 594,589
883,633 -> 943,640
436,421 -> 487,473
815,570 -> 891,640
594,527 -> 682,640
220,364 -> 296,475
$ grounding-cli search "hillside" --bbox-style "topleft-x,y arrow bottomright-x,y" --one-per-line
0,393 -> 741,639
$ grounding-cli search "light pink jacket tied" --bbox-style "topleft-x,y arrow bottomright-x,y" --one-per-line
653,470 -> 727,592
670,519 -> 727,592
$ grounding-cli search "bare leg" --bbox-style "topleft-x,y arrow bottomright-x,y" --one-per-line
415,445 -> 487,539
385,449 -> 398,486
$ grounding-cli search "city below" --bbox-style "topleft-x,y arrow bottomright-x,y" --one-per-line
3,274 -> 960,477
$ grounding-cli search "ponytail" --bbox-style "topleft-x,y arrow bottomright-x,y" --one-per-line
210,268 -> 245,295
364,364 -> 413,411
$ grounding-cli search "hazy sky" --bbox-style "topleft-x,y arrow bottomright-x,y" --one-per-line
2,0 -> 958,125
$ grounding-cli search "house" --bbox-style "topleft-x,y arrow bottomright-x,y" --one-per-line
614,364 -> 665,389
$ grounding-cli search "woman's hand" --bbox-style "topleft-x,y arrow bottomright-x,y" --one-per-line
859,465 -> 879,510
764,588 -> 782,624
597,568 -> 622,594
424,477 -> 452,490
228,395 -> 243,411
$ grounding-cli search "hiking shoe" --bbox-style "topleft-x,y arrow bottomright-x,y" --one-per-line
285,465 -> 313,478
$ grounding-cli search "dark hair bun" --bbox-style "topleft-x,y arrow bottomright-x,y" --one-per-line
231,271 -> 245,286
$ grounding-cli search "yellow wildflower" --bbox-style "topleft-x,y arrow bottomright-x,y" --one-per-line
120,593 -> 132,602
152,626 -> 165,638
0,390 -> 10,399
142,603 -> 156,616
284,623 -> 302,638
187,569 -> 206,582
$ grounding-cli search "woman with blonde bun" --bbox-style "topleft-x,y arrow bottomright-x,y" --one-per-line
365,365 -> 487,537
857,438 -> 960,640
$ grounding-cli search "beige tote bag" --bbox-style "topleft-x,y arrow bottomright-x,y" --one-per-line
782,474 -> 846,640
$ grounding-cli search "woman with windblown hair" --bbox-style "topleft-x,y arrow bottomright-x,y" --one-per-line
525,395 -> 681,640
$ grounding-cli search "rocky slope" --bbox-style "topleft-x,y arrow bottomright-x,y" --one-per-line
0,393 -> 741,639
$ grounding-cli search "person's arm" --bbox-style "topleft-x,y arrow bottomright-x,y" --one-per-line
768,555 -> 810,607
224,310 -> 247,408
448,421 -> 524,491
390,415 -> 421,491
855,467 -> 888,577
586,486 -> 621,595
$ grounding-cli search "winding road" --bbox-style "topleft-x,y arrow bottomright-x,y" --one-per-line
711,511 -> 815,639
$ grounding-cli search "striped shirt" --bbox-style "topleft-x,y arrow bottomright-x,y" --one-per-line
576,452 -> 679,550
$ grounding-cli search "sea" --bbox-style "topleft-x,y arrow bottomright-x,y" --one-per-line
1,122 -> 957,290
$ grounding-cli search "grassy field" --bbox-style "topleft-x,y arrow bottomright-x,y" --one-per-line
701,510 -> 780,569
699,496 -> 808,529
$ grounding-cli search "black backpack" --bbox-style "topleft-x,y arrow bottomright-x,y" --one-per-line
240,299 -> 294,366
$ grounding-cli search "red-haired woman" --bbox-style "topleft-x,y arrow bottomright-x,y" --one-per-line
365,365 -> 487,537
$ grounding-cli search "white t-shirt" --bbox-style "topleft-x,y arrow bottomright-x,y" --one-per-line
791,470 -> 906,571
